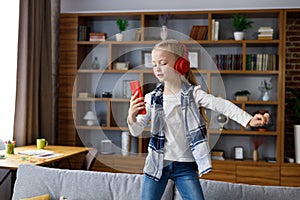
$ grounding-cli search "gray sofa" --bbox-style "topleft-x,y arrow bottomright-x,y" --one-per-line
12,164 -> 300,200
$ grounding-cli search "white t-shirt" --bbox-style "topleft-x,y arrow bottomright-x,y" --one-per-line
128,85 -> 253,162
163,92 -> 195,161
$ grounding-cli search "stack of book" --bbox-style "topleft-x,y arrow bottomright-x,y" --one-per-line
89,32 -> 107,42
189,25 -> 208,40
258,26 -> 274,40
211,150 -> 225,160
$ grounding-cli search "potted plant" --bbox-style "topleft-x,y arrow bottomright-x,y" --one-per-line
116,18 -> 128,41
232,14 -> 253,40
287,88 -> 300,163
234,90 -> 251,101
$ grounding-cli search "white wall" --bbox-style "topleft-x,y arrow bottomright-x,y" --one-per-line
61,0 -> 300,13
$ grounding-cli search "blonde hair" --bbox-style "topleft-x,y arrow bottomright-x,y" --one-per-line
153,39 -> 186,59
153,39 -> 209,124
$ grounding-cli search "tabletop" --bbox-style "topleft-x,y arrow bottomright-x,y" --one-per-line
0,145 -> 89,170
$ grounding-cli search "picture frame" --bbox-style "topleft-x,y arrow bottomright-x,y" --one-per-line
123,80 -> 134,98
234,146 -> 244,160
142,51 -> 152,68
188,51 -> 199,68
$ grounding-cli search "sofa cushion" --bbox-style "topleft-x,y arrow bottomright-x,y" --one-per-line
173,178 -> 300,200
12,164 -> 174,200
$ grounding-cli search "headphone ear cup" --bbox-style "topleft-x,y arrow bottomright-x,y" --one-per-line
174,57 -> 190,75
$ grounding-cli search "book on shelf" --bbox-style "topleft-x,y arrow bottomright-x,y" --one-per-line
78,92 -> 91,98
211,19 -> 215,40
78,25 -> 90,41
258,26 -> 274,40
189,25 -> 208,40
258,35 -> 273,40
215,54 -> 242,70
258,26 -> 274,33
211,19 -> 219,40
89,32 -> 107,42
246,54 -> 277,71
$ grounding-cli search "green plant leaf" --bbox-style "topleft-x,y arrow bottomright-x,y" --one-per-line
233,14 -> 254,32
234,90 -> 251,96
116,18 -> 128,32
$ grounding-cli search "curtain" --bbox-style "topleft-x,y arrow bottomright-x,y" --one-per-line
13,0 -> 60,146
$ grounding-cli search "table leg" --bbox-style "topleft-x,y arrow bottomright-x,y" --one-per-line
10,170 -> 16,199
0,169 -> 16,199
0,170 -> 11,186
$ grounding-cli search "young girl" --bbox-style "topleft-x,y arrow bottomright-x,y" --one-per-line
127,39 -> 269,200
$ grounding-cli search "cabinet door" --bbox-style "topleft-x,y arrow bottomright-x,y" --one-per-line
236,164 -> 280,186
281,165 -> 300,187
202,161 -> 236,183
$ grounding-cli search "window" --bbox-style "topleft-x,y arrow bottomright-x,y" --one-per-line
0,1 -> 19,142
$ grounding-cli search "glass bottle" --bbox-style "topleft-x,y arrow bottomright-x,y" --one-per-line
91,56 -> 100,69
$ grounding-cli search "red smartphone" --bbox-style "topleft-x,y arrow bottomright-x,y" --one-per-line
130,80 -> 146,115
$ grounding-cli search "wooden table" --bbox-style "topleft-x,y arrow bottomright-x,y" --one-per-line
0,145 -> 89,170
0,145 -> 89,198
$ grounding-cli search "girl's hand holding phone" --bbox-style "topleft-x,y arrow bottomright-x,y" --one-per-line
127,91 -> 146,125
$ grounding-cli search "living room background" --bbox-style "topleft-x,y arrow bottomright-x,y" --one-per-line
0,1 -> 299,199
60,0 -> 300,13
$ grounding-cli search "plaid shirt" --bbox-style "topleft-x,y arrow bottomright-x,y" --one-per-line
144,82 -> 212,181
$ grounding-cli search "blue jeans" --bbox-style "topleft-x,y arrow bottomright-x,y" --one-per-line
141,161 -> 205,200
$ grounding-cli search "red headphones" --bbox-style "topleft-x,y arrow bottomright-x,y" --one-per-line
152,42 -> 190,75
174,42 -> 190,75
174,57 -> 190,75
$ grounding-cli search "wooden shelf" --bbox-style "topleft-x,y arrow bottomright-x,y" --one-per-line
211,159 -> 280,165
58,9 -> 291,186
209,129 -> 279,136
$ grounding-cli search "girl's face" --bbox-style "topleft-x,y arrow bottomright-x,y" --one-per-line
151,48 -> 180,82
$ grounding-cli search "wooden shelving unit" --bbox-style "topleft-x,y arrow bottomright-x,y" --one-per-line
58,9 -> 300,186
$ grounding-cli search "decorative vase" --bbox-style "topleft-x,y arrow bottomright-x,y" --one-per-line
116,33 -> 123,41
253,149 -> 259,161
294,125 -> 300,164
262,91 -> 270,101
160,25 -> 168,40
234,32 -> 244,40
121,131 -> 131,156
